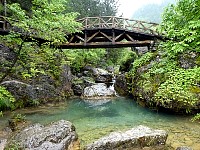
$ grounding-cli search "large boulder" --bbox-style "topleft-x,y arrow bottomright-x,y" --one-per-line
6,120 -> 79,150
1,80 -> 59,106
114,74 -> 129,96
83,83 -> 116,99
85,125 -> 168,150
72,77 -> 95,96
93,68 -> 113,83
83,66 -> 113,83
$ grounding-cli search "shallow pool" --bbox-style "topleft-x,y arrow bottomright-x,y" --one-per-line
0,97 -> 200,149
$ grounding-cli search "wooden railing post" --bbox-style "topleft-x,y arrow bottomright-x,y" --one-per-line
112,16 -> 114,28
85,17 -> 88,28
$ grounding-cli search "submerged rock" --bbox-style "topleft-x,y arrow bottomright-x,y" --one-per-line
7,120 -> 79,150
85,125 -> 168,150
83,83 -> 116,99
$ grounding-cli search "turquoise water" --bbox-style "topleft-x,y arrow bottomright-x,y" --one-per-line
1,97 -> 200,149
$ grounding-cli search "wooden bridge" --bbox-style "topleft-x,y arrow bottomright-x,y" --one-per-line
0,16 -> 163,49
63,16 -> 162,49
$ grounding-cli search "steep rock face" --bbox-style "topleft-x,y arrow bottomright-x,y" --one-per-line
126,50 -> 200,113
85,125 -> 168,150
114,74 -> 129,96
0,44 -> 16,81
6,120 -> 79,150
59,64 -> 74,96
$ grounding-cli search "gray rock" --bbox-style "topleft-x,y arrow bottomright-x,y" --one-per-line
93,68 -> 113,82
178,52 -> 198,69
83,83 -> 116,99
0,139 -> 7,150
59,64 -> 73,95
7,120 -> 79,150
114,74 -> 128,96
176,146 -> 193,150
0,44 -> 16,78
106,66 -> 114,73
72,84 -> 83,96
82,67 -> 113,83
85,125 -> 168,150
1,80 -> 58,105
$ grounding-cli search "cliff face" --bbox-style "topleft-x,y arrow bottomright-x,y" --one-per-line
125,48 -> 200,113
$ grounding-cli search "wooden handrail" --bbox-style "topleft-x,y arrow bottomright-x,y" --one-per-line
77,16 -> 159,35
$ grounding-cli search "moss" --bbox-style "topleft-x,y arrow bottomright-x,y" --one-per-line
190,86 -> 200,94
195,56 -> 200,65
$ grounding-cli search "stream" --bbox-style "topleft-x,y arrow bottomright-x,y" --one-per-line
0,97 -> 200,149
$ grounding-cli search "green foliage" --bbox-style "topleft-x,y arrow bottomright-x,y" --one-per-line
129,52 -> 154,76
0,86 -> 15,111
154,68 -> 200,110
5,141 -> 20,150
0,0 -> 81,82
12,113 -> 26,122
105,48 -> 136,66
159,0 -> 200,56
64,49 -> 106,73
126,0 -> 200,113
0,111 -> 3,117
191,113 -> 200,122
7,0 -> 81,43
65,0 -> 118,18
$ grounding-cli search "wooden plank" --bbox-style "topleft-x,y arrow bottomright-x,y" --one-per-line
125,33 -> 135,42
99,31 -> 112,42
68,35 -> 75,44
61,40 -> 152,49
86,31 -> 99,43
115,32 -> 124,41
75,35 -> 84,42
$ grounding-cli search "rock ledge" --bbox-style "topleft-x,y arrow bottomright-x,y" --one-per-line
85,125 -> 168,150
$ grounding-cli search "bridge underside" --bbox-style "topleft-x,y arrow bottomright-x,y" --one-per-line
61,28 -> 161,49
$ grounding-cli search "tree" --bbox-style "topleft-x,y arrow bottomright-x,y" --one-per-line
160,0 -> 200,55
65,0 -> 118,18
0,0 -> 81,83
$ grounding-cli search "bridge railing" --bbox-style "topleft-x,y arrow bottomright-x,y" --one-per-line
77,16 -> 159,35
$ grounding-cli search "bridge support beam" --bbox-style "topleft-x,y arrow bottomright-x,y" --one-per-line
64,28 -> 159,49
